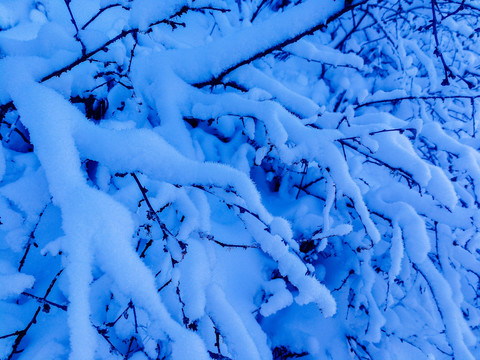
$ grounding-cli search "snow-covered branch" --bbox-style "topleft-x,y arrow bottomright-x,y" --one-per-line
1,0 -> 480,359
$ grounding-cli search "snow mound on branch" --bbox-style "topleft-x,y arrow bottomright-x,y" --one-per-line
129,0 -> 187,31
7,73 -> 210,360
0,271 -> 34,300
150,0 -> 344,84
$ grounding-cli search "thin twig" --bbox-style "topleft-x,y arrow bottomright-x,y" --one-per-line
6,269 -> 64,360
19,202 -> 50,271
82,4 -> 130,30
131,172 -> 173,238
356,94 -> 480,109
21,292 -> 68,311
430,0 -> 453,85
63,0 -> 86,55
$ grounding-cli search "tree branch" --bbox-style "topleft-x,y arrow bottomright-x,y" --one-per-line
193,1 -> 368,88
40,5 -> 195,83
356,94 -> 480,109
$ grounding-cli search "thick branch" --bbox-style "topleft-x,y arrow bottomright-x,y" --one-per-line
6,269 -> 63,360
193,1 -> 368,88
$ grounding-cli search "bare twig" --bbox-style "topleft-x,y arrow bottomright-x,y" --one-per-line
356,94 -> 480,109
63,0 -> 86,55
18,202 -> 50,272
430,0 -> 454,86
21,292 -> 68,311
131,172 -> 173,238
6,269 -> 64,360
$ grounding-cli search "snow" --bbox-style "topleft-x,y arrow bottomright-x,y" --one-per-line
368,190 -> 430,264
372,131 -> 431,187
0,168 -> 49,222
405,40 -> 440,91
6,74 -> 210,360
230,65 -> 320,119
388,224 -> 404,281
178,239 -> 210,320
286,40 -> 364,69
129,0 -> 187,32
418,259 -> 475,360
0,271 -> 34,300
0,144 -> 5,182
144,0 -> 344,84
0,0 -> 479,359
206,284 -> 262,360
363,89 -> 407,104
260,279 -> 293,317
422,122 -> 480,201
426,165 -> 458,209
7,76 -> 98,360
